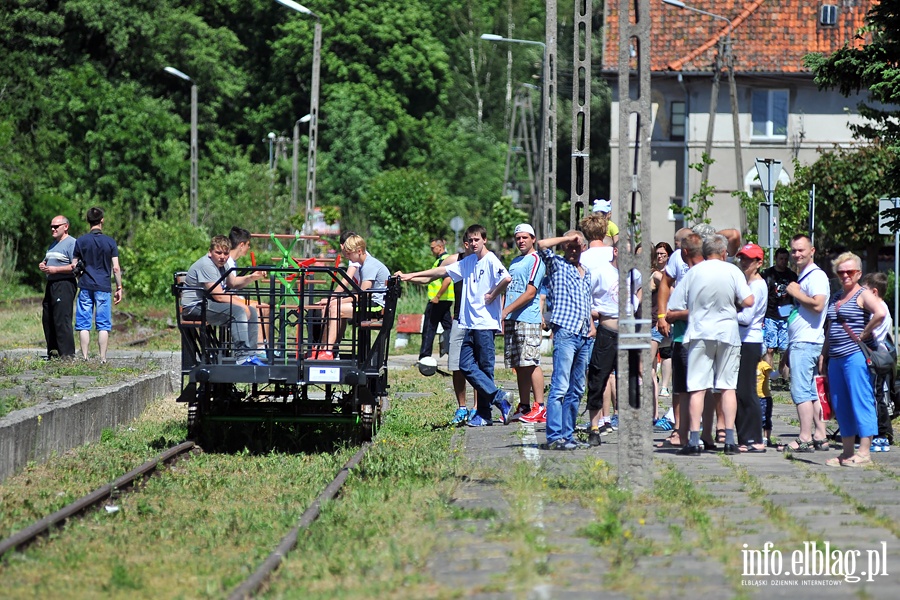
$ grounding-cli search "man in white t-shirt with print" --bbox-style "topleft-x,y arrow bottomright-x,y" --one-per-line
677,234 -> 754,456
781,233 -> 831,453
400,224 -> 512,427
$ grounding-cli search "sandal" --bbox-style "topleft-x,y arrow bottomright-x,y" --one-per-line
841,454 -> 872,468
655,432 -> 683,448
739,445 -> 767,453
825,456 -> 847,467
778,439 -> 816,453
813,438 -> 830,451
716,428 -> 726,444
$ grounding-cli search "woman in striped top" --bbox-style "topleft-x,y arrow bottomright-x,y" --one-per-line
823,252 -> 886,467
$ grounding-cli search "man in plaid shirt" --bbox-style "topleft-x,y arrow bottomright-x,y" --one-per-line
538,230 -> 596,450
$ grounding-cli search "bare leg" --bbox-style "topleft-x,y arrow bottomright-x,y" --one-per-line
98,330 -> 109,362
79,330 -> 90,359
531,367 -> 544,406
701,391 -> 717,446
516,365 -> 536,408
660,357 -> 672,390
452,370 -> 467,408
689,389 -> 706,433
796,400 -> 816,443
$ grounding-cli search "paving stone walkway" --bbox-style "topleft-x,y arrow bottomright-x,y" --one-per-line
424,368 -> 900,599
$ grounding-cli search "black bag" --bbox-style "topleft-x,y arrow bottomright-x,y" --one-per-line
72,260 -> 85,278
860,341 -> 896,376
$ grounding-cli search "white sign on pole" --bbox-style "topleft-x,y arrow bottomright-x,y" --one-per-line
878,198 -> 896,235
755,158 -> 782,195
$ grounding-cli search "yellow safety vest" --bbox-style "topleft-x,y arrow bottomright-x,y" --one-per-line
427,253 -> 454,301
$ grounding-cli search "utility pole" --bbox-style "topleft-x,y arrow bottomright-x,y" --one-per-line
569,0 -> 592,228
542,0 -> 558,238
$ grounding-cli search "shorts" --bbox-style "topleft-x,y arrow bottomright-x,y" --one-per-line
504,321 -> 542,368
763,318 -> 789,351
651,327 -> 672,347
686,339 -> 740,392
788,341 -> 823,404
448,319 -> 464,371
75,289 -> 112,331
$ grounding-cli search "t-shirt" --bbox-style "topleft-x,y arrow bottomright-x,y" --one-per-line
358,254 -> 390,307
73,229 -> 119,292
589,259 -> 620,318
756,360 -> 773,398
738,278 -> 768,344
607,220 -> 620,237
872,299 -> 892,346
787,264 -> 830,345
505,251 -> 545,324
45,236 -> 76,282
664,248 -> 689,283
762,266 -> 798,320
679,259 -> 753,346
667,281 -> 688,343
182,254 -> 226,310
580,246 -> 613,273
446,252 -> 510,331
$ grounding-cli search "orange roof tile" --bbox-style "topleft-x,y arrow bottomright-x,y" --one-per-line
602,0 -> 873,73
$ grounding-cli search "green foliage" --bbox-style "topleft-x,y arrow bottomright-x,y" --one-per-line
670,154 -> 715,225
358,169 -> 451,273
118,218 -> 209,300
491,197 -> 529,240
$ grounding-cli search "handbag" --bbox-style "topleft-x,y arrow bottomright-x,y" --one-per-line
815,375 -> 833,420
840,321 -> 896,375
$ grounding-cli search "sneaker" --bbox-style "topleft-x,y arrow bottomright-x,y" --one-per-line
654,417 -> 674,432
598,424 -> 612,436
567,438 -> 589,449
450,407 -> 469,425
542,439 -> 575,450
588,430 -> 602,446
467,408 -> 477,421
659,386 -> 671,398
238,355 -> 267,366
508,404 -> 530,422
610,415 -> 619,431
493,391 -> 512,425
467,414 -> 493,427
575,422 -> 591,432
519,404 -> 545,423
872,437 -> 889,452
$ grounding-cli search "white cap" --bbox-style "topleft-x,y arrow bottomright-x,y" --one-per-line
514,223 -> 535,237
592,199 -> 612,213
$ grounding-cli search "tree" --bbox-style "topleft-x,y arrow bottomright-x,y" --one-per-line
805,0 -> 900,230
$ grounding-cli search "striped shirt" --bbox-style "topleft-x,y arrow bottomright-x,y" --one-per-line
826,288 -> 875,358
540,248 -> 592,337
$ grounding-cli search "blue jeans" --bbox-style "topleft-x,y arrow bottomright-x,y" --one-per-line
546,326 -> 594,443
459,329 -> 499,419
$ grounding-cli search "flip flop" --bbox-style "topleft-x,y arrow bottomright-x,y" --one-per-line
739,445 -> 766,453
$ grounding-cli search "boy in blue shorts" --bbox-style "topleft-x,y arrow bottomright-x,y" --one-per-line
74,207 -> 122,362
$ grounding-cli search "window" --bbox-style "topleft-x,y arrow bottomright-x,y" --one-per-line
670,101 -> 685,141
751,90 -> 788,139
820,5 -> 837,26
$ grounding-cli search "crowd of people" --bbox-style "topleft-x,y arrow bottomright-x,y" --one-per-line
399,202 -> 896,461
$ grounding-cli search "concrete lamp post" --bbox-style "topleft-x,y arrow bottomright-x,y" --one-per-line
480,33 -> 551,238
275,0 -> 321,251
164,66 -> 198,227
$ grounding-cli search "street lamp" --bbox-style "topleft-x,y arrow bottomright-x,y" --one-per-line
164,66 -> 198,227
481,33 -> 551,237
291,114 -> 312,218
662,0 -> 744,231
275,0 -> 321,248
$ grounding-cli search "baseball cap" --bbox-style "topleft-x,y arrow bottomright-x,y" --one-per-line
592,199 -> 612,213
736,243 -> 764,261
514,223 -> 535,237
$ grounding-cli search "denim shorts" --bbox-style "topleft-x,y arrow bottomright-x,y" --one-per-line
788,341 -> 823,404
75,289 -> 112,331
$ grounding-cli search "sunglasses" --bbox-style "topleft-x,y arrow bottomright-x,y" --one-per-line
836,269 -> 859,277
50,224 -> 64,230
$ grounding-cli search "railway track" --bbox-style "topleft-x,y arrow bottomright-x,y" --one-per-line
0,441 -> 197,558
227,442 -> 371,599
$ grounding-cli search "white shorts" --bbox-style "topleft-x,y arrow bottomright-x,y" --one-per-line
686,339 -> 740,392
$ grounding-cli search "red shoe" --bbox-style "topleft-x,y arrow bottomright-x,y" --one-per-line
507,404 -> 530,422
519,404 -> 546,423
310,350 -> 334,360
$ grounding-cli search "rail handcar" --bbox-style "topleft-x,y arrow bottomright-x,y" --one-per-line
172,260 -> 400,447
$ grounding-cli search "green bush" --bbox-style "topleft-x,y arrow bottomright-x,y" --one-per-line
119,219 -> 209,300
